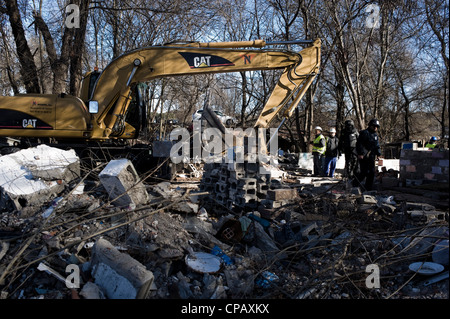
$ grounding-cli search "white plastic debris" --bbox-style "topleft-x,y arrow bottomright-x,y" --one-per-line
37,262 -> 66,283
185,252 -> 222,274
41,197 -> 64,218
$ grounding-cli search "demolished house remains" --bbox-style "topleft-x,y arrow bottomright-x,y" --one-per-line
0,145 -> 448,300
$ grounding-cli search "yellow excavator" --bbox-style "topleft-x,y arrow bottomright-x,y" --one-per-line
0,38 -> 320,172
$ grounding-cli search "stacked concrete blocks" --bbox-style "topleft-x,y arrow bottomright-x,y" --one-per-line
400,149 -> 449,184
200,157 -> 297,211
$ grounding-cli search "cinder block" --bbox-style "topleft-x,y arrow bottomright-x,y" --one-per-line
229,170 -> 245,180
99,159 -> 149,207
227,162 -> 245,172
220,164 -> 230,176
91,238 -> 154,299
219,174 -> 228,183
245,162 -> 259,173
229,178 -> 238,190
216,192 -> 228,205
431,166 -> 442,174
237,178 -> 257,189
267,188 -> 297,201
431,151 -> 444,158
215,182 -> 228,194
236,188 -> 256,196
260,199 -> 286,209
439,160 -> 449,167
406,165 -> 416,172
235,194 -> 258,208
257,183 -> 269,194
399,159 -> 410,166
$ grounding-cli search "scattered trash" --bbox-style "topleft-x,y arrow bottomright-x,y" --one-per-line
422,271 -> 449,286
185,252 -> 223,274
408,262 -> 445,275
211,245 -> 233,265
0,146 -> 448,300
41,197 -> 64,218
255,271 -> 279,288
37,262 -> 67,284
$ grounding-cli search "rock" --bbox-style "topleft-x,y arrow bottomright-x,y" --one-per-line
80,282 -> 105,299
99,159 -> 149,208
224,269 -> 254,297
90,238 -> 154,299
253,221 -> 285,259
172,201 -> 199,214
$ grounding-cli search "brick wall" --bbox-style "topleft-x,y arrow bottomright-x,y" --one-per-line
399,149 -> 449,184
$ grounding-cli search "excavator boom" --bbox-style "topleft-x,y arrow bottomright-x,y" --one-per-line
0,38 -> 320,142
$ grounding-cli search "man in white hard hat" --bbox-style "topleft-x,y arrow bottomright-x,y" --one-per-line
310,126 -> 326,176
324,127 -> 340,177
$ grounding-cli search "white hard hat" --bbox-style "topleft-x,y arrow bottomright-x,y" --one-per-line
314,126 -> 322,131
330,127 -> 336,133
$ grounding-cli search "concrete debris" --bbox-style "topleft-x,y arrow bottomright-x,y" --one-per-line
99,159 -> 149,208
0,146 -> 448,300
90,238 -> 154,299
0,145 -> 80,211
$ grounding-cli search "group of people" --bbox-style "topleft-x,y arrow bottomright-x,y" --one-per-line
311,118 -> 382,191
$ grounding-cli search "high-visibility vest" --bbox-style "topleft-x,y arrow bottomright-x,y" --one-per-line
312,134 -> 326,154
425,143 -> 436,149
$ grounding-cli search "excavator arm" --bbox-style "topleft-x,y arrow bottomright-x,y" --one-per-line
0,39 -> 320,142
88,38 -> 321,139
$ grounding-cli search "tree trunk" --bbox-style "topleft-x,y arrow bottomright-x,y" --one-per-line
334,66 -> 346,134
70,0 -> 91,96
0,26 -> 19,94
240,71 -> 247,127
5,0 -> 40,93
34,12 -> 73,94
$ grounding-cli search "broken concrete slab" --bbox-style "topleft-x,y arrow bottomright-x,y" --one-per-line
253,221 -> 286,260
90,238 -> 155,299
0,145 -> 79,211
99,159 -> 149,208
267,188 -> 298,201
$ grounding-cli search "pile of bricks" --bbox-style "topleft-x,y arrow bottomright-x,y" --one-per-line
201,158 -> 297,211
400,149 -> 449,184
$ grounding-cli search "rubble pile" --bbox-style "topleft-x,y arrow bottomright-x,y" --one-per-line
0,146 -> 448,300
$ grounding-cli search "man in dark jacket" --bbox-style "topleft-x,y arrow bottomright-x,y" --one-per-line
324,127 -> 339,177
354,118 -> 382,191
339,119 -> 359,181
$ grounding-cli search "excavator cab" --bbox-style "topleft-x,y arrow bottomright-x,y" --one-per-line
80,69 -> 101,103
123,84 -> 148,138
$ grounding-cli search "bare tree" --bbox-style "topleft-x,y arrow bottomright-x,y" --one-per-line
3,0 -> 40,93
424,0 -> 449,141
